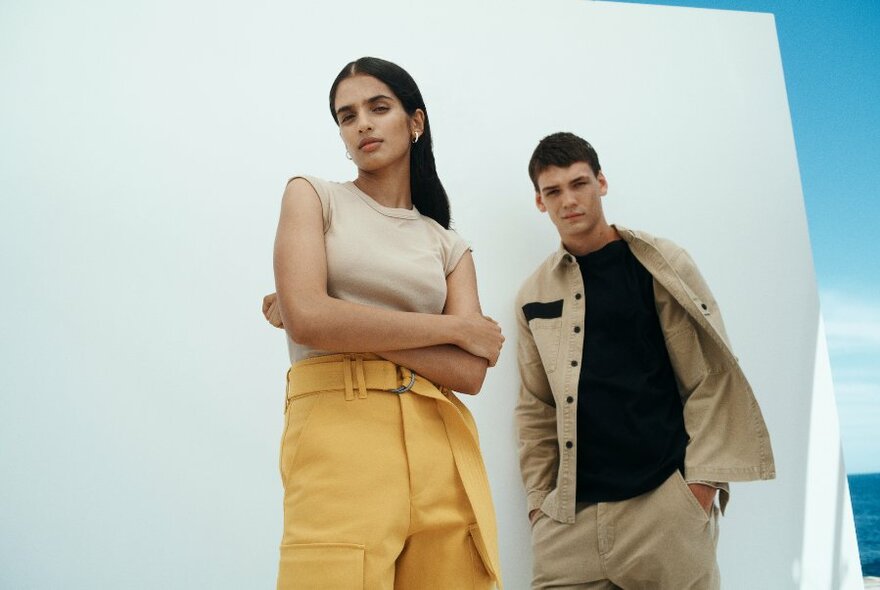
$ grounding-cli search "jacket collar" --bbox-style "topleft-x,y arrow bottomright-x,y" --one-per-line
549,243 -> 575,271
549,223 -> 637,271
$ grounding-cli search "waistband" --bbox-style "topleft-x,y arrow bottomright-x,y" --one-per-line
286,353 -> 435,405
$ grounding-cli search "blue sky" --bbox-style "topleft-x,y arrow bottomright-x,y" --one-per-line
611,0 -> 880,474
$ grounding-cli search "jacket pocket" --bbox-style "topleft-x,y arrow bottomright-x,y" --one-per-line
529,318 -> 562,374
277,542 -> 364,589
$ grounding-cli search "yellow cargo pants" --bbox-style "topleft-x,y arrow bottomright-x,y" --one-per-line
276,354 -> 502,590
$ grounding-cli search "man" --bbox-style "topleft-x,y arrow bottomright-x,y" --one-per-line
516,132 -> 774,589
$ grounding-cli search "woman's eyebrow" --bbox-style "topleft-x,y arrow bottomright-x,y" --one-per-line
335,94 -> 395,117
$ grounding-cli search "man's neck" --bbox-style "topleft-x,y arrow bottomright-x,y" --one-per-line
562,224 -> 621,257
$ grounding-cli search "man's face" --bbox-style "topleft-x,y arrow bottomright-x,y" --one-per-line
535,162 -> 608,240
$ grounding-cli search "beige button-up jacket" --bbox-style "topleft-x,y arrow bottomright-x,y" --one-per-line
515,225 -> 775,524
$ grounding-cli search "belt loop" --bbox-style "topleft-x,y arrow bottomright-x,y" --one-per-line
342,355 -> 355,401
355,355 -> 368,399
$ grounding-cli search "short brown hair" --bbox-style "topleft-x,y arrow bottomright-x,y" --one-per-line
528,132 -> 601,190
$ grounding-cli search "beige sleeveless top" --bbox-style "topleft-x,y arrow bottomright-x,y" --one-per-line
286,175 -> 470,363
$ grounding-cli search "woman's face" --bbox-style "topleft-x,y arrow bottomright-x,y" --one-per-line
333,74 -> 423,172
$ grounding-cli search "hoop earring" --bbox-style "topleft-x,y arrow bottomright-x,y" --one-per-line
346,150 -> 352,160
412,132 -> 420,144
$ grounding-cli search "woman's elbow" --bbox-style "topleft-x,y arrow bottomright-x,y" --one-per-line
280,301 -> 324,347
283,323 -> 314,348
456,359 -> 489,395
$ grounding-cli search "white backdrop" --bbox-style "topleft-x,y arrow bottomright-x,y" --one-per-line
0,0 -> 861,588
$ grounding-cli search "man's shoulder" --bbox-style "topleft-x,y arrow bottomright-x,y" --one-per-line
515,250 -> 561,307
618,224 -> 678,251
617,225 -> 690,266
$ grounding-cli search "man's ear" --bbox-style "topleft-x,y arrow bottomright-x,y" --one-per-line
597,171 -> 608,197
535,192 -> 547,212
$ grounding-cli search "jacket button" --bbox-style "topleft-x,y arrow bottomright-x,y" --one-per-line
565,441 -> 573,449
566,396 -> 574,403
575,293 -> 582,300
570,360 -> 578,367
573,326 -> 581,333
701,303 -> 708,310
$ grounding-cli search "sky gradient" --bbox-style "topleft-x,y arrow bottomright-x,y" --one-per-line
608,0 -> 880,474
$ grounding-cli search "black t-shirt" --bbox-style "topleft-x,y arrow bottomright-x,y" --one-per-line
575,239 -> 688,503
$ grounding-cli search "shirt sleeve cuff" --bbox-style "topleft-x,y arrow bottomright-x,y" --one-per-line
527,490 -> 550,512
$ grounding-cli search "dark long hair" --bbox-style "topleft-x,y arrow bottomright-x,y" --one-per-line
329,57 -> 451,229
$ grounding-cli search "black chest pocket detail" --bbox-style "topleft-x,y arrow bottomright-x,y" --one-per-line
522,299 -> 564,322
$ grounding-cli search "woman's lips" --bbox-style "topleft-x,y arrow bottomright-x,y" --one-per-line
359,138 -> 382,151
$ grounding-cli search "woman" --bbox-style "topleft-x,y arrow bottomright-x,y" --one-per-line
269,57 -> 504,589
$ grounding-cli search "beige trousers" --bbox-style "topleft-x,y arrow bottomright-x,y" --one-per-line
531,471 -> 720,590
277,354 -> 501,589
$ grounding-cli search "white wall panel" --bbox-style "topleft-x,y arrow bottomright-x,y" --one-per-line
0,0 -> 859,587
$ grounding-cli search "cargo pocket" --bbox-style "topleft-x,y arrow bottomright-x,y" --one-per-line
277,542 -> 364,589
279,393 -> 324,487
467,524 -> 496,589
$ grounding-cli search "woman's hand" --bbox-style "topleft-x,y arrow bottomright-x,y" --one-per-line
376,252 -> 501,395
457,313 -> 504,366
262,292 -> 284,328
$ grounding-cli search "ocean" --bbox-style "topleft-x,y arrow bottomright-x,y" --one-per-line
849,472 -> 880,577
